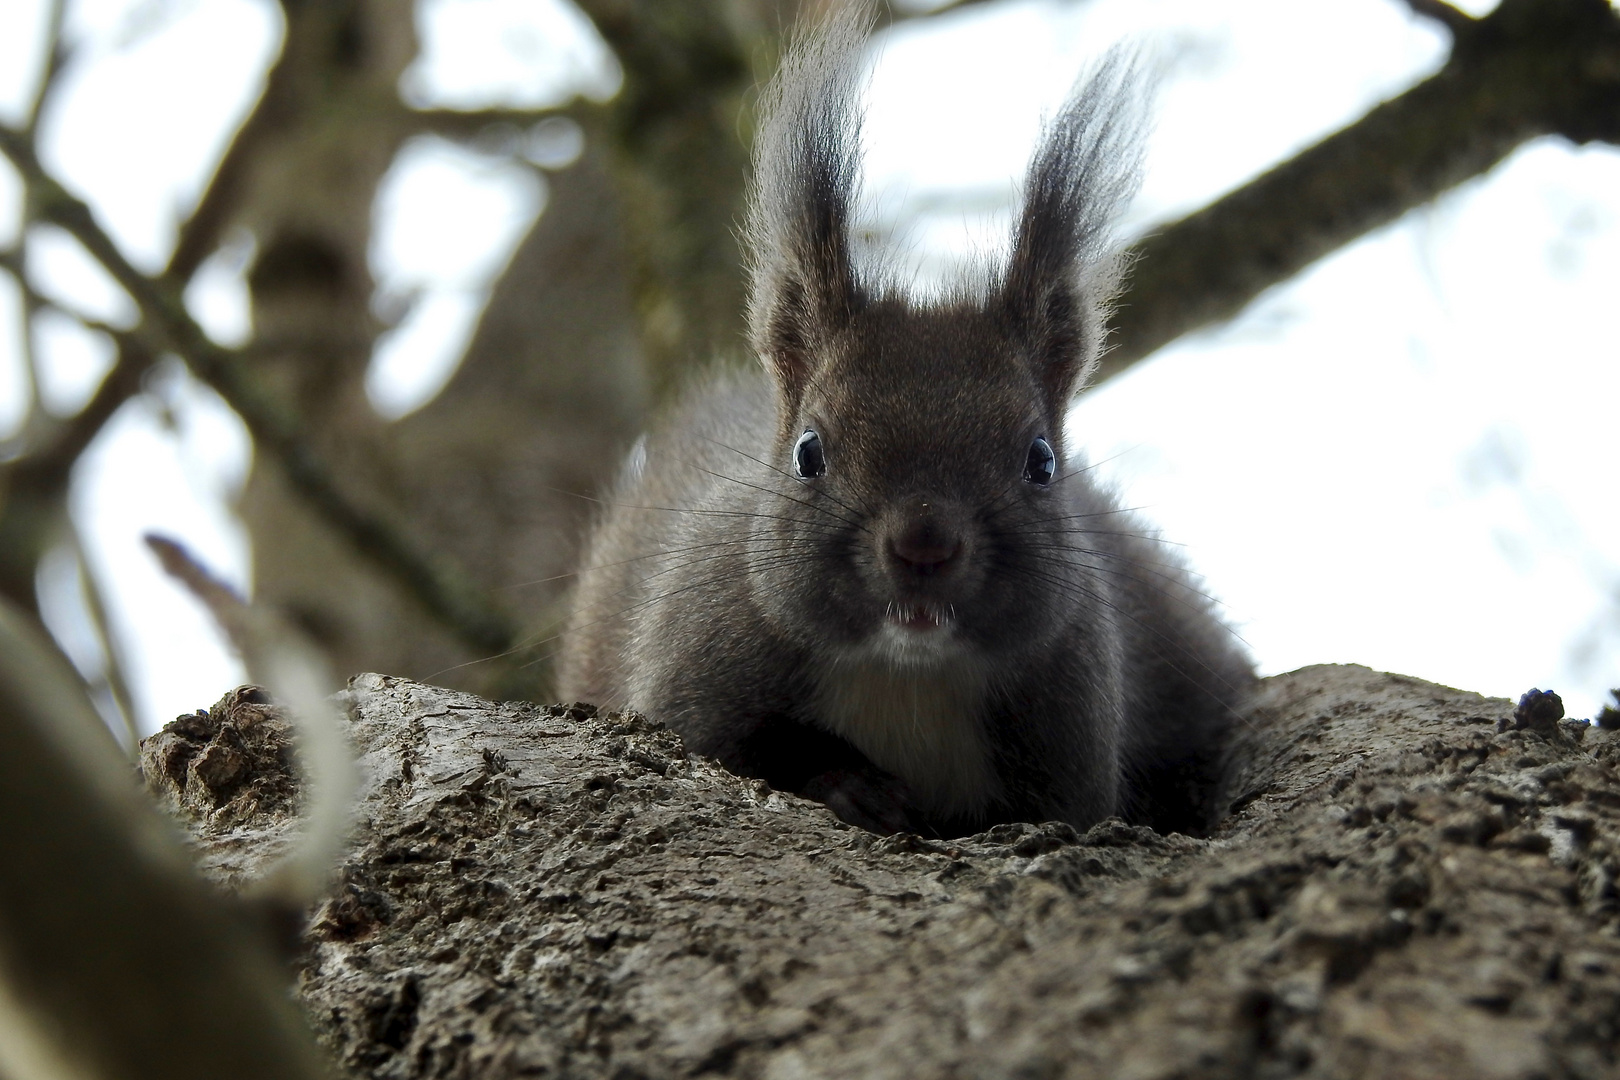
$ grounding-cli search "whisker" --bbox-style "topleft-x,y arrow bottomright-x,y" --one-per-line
698,434 -> 870,524
664,452 -> 869,534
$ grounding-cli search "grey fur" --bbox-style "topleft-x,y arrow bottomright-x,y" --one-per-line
557,2 -> 1252,837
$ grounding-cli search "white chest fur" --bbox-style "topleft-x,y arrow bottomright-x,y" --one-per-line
813,653 -> 999,819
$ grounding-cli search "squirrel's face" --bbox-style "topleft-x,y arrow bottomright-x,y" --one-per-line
736,4 -> 1135,668
748,300 -> 1093,666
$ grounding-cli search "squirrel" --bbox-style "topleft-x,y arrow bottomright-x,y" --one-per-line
556,1 -> 1255,838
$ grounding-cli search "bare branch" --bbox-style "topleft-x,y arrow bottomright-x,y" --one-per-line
145,534 -> 256,648
20,0 -> 68,138
70,529 -> 142,752
163,25 -> 327,284
0,124 -> 517,657
879,0 -> 1003,28
1098,0 -> 1620,381
412,104 -> 585,141
146,534 -> 357,907
0,256 -> 49,449
0,596 -> 334,1080
1402,0 -> 1478,37
0,324 -> 153,616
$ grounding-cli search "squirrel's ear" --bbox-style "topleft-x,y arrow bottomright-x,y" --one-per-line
1000,50 -> 1143,407
744,1 -> 872,406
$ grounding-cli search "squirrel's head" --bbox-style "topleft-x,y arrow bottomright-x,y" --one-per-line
740,0 -> 1145,660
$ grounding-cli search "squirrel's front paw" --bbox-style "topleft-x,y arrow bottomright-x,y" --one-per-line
801,767 -> 923,835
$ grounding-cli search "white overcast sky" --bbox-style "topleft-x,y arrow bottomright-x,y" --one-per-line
1,0 -> 1617,733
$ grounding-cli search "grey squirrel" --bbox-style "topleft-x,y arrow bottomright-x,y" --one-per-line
557,2 -> 1254,838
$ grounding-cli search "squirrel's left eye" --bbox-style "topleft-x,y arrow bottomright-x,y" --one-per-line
1023,436 -> 1055,485
794,429 -> 826,479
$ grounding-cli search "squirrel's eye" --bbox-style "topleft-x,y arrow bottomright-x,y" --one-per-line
794,429 -> 826,479
1023,436 -> 1056,486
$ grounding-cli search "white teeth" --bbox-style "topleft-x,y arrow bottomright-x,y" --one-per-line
887,605 -> 945,630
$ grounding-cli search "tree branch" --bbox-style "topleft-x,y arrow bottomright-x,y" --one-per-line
0,125 -> 517,657
70,527 -> 143,752
1099,0 -> 1620,381
0,596 -> 334,1080
19,0 -> 68,140
879,0 -> 1003,28
1402,0 -> 1478,38
411,104 -> 584,141
0,324 -> 153,615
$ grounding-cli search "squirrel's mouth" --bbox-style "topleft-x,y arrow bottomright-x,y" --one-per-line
886,604 -> 949,633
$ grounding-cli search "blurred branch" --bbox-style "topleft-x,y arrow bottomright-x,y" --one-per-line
146,535 -> 355,908
0,257 -> 48,445
1099,0 -> 1620,381
413,104 -> 587,141
167,34 -> 573,282
20,0 -> 68,139
0,124 -> 517,657
167,7 -> 540,280
0,325 -> 153,615
879,0 -> 1003,27
0,595 -> 334,1080
572,0 -> 757,399
567,0 -> 1620,403
71,529 -> 142,753
1402,0 -> 1478,37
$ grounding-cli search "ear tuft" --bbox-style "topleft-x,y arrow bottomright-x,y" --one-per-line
743,0 -> 874,406
1001,48 -> 1147,406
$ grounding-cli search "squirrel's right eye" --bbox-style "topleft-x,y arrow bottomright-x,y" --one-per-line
1024,436 -> 1056,485
794,429 -> 826,479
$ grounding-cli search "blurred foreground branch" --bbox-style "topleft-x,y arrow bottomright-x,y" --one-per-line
0,596 -> 332,1080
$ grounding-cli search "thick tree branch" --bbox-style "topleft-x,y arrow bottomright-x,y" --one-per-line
0,125 -> 517,657
572,0 -> 757,398
151,667 -> 1620,1076
1099,0 -> 1620,380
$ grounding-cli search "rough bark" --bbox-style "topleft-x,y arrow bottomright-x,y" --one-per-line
148,667 -> 1620,1079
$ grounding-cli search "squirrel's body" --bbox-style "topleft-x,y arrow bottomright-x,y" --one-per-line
557,4 -> 1253,837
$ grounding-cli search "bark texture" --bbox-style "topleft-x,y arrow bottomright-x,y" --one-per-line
147,666 -> 1620,1079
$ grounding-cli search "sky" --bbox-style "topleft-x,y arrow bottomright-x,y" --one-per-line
0,0 -> 1616,735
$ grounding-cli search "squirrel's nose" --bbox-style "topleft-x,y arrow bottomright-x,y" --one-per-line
888,498 -> 962,575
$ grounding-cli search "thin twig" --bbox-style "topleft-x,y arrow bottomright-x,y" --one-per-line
71,530 -> 143,753
0,124 -> 516,656
412,104 -> 583,140
0,252 -> 50,443
880,0 -> 1002,27
6,328 -> 154,477
21,0 -> 68,139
